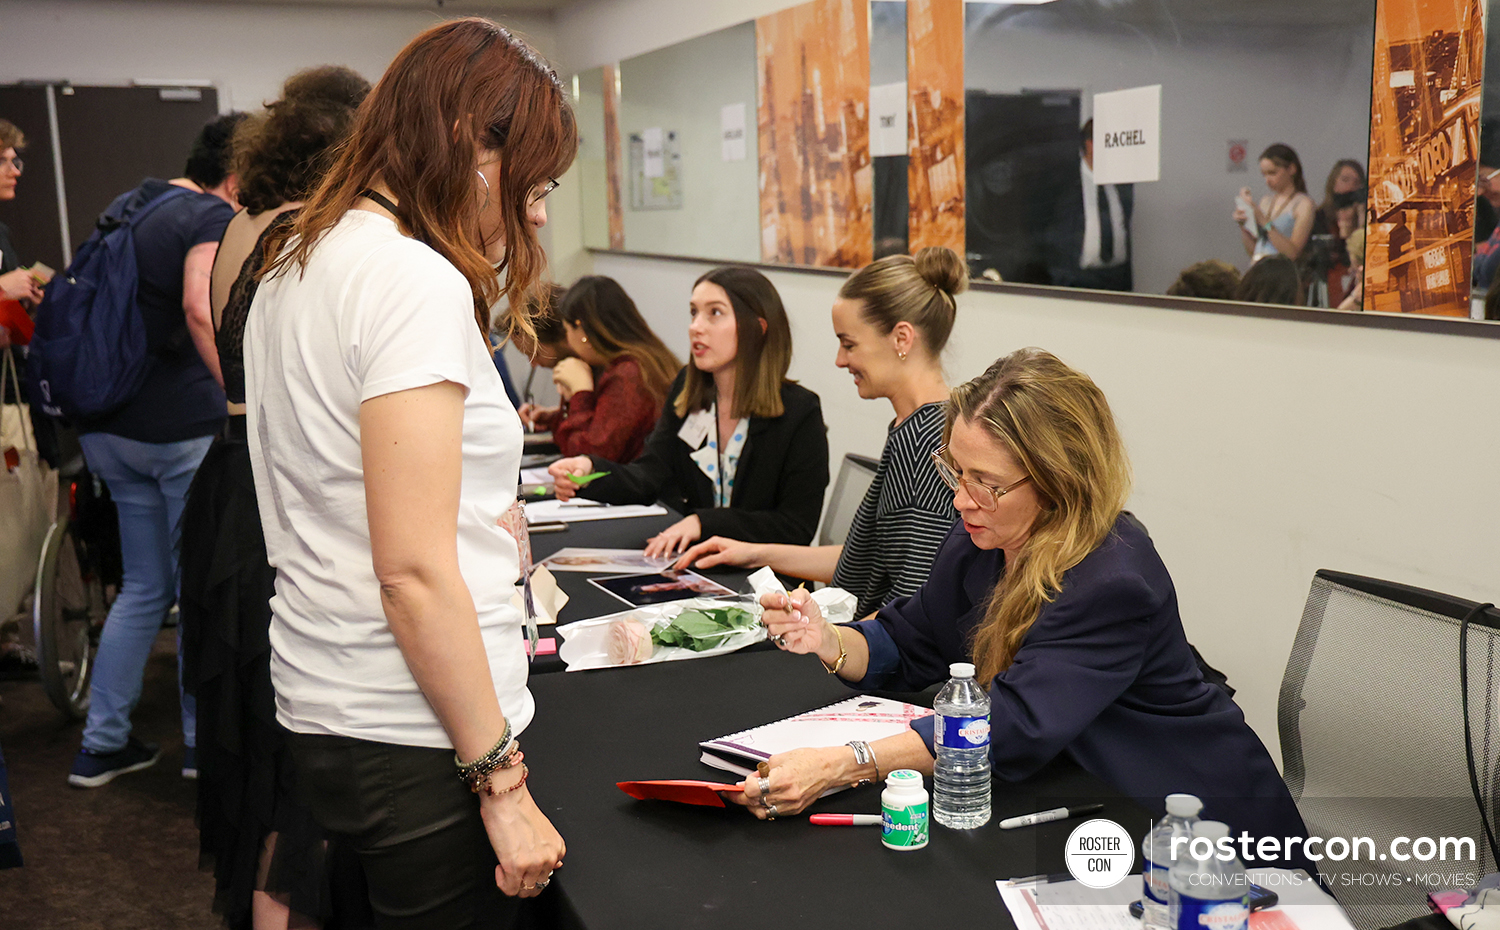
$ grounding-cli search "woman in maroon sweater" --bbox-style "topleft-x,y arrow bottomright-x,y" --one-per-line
521,276 -> 679,461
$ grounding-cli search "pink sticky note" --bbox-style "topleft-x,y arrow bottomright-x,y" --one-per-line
534,637 -> 557,656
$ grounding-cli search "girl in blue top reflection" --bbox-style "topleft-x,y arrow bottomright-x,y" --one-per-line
741,348 -> 1310,864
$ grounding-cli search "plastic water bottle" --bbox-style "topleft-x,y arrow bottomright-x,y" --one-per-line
1141,794 -> 1203,930
932,662 -> 991,828
1169,821 -> 1250,930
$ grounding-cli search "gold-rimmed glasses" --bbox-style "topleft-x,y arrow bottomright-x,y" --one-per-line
930,446 -> 1029,511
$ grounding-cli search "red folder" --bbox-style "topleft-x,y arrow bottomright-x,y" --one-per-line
616,779 -> 743,808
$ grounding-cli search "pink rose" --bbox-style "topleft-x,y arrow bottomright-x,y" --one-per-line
607,617 -> 654,665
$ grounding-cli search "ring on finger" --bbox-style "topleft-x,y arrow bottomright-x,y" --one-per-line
758,775 -> 770,798
537,878 -> 551,890
765,802 -> 779,819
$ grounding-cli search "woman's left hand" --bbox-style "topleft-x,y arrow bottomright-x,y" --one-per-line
552,357 -> 594,401
730,747 -> 848,820
643,514 -> 702,560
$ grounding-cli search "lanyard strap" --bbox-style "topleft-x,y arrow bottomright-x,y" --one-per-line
358,188 -> 400,217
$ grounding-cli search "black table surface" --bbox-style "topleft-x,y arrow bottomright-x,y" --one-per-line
523,647 -> 1151,929
528,511 -> 756,674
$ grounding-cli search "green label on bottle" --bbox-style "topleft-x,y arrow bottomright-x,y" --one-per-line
882,801 -> 929,850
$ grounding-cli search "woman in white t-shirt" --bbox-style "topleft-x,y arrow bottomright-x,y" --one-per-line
244,19 -> 576,926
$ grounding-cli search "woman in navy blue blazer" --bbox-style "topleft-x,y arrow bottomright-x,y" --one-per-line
741,348 -> 1309,860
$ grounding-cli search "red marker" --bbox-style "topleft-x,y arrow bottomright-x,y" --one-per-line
809,814 -> 882,826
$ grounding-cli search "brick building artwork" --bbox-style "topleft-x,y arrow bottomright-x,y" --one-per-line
756,0 -> 873,267
907,0 -> 964,254
1364,0 -> 1483,316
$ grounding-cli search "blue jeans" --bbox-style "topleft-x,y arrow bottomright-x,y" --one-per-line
78,432 -> 213,754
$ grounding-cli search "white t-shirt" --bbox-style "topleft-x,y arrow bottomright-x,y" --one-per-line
244,209 -> 531,749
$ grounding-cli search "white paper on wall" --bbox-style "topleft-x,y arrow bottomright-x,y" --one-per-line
1091,84 -> 1161,185
870,82 -> 908,158
721,103 -> 747,162
643,126 -> 665,178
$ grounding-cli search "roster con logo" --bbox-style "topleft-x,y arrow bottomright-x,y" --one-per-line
1064,819 -> 1135,889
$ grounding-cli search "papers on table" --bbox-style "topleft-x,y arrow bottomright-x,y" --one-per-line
538,547 -> 672,574
524,499 -> 668,524
996,870 -> 1354,930
699,695 -> 933,778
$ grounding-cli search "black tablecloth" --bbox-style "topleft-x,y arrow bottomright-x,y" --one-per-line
522,648 -> 1150,929
528,511 -> 755,674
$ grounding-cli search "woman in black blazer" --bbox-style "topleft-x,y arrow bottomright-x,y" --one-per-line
550,267 -> 829,557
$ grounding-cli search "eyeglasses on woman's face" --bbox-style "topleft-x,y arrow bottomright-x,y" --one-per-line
930,446 -> 1030,511
0,155 -> 21,174
529,177 -> 560,206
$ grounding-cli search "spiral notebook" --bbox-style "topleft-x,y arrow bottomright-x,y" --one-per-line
698,695 -> 934,777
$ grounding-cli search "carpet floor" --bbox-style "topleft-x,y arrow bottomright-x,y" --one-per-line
0,627 -> 219,929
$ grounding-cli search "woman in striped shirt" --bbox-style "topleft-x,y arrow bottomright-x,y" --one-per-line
675,247 -> 966,617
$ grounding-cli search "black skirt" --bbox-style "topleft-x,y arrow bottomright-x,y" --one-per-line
180,427 -> 358,928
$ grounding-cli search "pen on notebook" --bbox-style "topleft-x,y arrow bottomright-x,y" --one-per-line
808,814 -> 882,826
999,803 -> 1104,830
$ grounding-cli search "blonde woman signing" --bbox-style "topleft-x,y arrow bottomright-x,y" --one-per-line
740,349 -> 1311,866
674,248 -> 966,618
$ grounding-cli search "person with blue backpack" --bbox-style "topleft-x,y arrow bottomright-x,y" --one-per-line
42,114 -> 245,788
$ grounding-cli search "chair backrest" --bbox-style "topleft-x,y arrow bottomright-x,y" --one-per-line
817,453 -> 880,547
1279,570 -> 1500,929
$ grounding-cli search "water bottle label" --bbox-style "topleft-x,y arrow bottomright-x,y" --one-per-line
937,714 -> 991,749
1143,861 -> 1170,905
1175,894 -> 1248,930
882,801 -> 929,850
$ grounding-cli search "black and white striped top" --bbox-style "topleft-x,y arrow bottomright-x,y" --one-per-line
831,402 -> 956,617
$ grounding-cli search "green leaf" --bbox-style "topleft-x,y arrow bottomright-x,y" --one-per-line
649,606 -> 757,652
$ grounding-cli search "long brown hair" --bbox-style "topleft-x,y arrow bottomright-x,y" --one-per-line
559,276 -> 680,403
263,18 -> 577,340
675,267 -> 793,419
950,349 -> 1131,682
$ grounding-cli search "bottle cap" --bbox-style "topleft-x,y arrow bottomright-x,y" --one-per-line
886,769 -> 922,786
949,662 -> 976,678
1192,820 -> 1230,840
1165,793 -> 1203,817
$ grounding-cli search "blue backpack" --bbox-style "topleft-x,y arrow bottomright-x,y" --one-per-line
28,184 -> 191,420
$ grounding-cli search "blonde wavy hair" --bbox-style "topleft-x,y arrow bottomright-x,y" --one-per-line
947,348 -> 1132,682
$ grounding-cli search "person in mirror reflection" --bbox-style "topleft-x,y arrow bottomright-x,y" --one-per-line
1233,255 -> 1301,306
243,19 -> 575,924
1471,154 -> 1500,290
510,282 -> 571,427
1311,159 -> 1366,306
1165,259 -> 1240,301
672,247 -> 967,619
740,349 -> 1313,870
1236,143 -> 1315,264
549,267 -> 829,560
517,276 -> 678,462
1335,228 -> 1366,312
1044,119 -> 1133,292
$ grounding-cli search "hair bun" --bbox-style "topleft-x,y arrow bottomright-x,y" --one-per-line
913,246 -> 969,297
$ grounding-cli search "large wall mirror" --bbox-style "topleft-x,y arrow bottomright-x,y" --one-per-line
574,0 -> 1497,328
963,0 -> 1376,308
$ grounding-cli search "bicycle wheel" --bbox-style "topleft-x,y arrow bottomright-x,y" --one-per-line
33,518 -> 106,719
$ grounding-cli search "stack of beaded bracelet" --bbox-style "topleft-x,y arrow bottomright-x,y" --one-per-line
456,723 -> 524,795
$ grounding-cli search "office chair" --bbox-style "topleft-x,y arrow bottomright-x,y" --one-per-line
1278,570 -> 1500,930
817,453 -> 880,547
